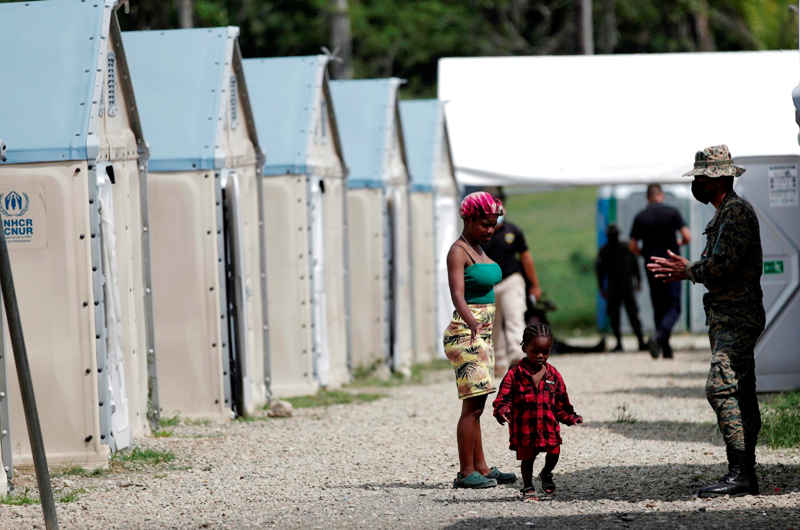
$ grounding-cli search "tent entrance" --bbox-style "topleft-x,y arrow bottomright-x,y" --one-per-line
98,168 -> 132,452
221,172 -> 250,417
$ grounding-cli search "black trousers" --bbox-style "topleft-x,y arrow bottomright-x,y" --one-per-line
607,286 -> 643,343
647,272 -> 681,354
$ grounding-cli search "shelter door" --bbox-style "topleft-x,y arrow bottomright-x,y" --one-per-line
221,172 -> 251,416
98,168 -> 132,451
308,177 -> 330,386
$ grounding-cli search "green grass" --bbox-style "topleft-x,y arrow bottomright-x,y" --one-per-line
760,391 -> 800,449
58,488 -> 88,503
111,447 -> 175,470
505,188 -> 598,335
159,415 -> 180,427
51,465 -> 108,478
184,418 -> 211,426
350,359 -> 452,388
152,429 -> 174,438
281,389 -> 386,409
0,487 -> 40,506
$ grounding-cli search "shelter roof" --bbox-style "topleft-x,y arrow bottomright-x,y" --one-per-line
400,99 -> 456,193
330,78 -> 404,188
124,27 -> 239,171
0,0 -> 109,164
438,51 -> 800,187
244,55 -> 343,176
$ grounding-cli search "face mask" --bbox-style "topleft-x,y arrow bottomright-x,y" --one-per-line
496,215 -> 505,226
691,179 -> 713,205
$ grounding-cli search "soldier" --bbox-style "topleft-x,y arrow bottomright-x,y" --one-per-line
648,145 -> 765,498
596,224 -> 647,352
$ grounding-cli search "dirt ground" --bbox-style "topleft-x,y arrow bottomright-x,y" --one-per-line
4,349 -> 799,529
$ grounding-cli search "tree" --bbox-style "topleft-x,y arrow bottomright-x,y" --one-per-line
328,0 -> 354,79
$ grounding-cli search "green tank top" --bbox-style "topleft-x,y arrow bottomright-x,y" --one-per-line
464,263 -> 502,304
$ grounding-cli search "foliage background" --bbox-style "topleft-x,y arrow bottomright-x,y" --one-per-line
25,0 -> 795,98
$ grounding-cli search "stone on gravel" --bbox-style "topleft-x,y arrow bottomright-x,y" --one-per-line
268,400 -> 293,418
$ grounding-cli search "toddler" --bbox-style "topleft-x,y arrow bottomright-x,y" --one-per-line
493,323 -> 582,499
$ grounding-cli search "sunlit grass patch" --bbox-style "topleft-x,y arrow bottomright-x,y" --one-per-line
0,487 -> 40,506
282,390 -> 386,410
350,359 -> 451,388
51,465 -> 109,478
159,415 -> 180,427
234,415 -> 270,423
111,447 -> 176,471
58,487 -> 88,503
761,391 -> 800,449
184,418 -> 212,426
152,429 -> 174,438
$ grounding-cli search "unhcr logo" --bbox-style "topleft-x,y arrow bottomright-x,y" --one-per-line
0,191 -> 29,217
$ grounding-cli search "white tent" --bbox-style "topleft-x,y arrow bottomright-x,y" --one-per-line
438,51 -> 800,187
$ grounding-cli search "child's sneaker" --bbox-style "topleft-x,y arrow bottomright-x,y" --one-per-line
539,471 -> 556,494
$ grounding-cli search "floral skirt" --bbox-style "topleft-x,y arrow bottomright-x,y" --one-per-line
443,303 -> 496,400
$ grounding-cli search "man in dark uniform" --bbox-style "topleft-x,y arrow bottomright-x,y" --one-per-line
630,184 -> 692,359
596,224 -> 648,352
649,145 -> 765,498
483,215 -> 542,376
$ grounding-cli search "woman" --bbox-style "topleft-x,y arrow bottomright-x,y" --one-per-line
444,192 -> 517,489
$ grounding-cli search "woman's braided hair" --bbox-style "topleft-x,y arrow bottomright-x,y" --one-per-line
520,323 -> 554,348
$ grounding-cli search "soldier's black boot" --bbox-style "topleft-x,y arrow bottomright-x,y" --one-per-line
697,447 -> 752,498
746,444 -> 759,495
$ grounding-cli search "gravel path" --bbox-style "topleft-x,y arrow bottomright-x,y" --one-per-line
4,349 -> 799,529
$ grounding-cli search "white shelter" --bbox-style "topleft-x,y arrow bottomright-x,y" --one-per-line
400,100 -> 461,362
244,56 -> 352,396
331,79 -> 415,375
439,51 -> 800,391
438,51 -> 799,187
125,27 -> 267,418
0,0 -> 157,467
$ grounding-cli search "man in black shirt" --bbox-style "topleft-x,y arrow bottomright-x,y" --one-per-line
596,224 -> 647,352
629,184 -> 692,359
483,216 -> 542,376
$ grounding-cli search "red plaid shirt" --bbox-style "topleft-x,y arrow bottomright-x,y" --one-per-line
492,361 -> 580,450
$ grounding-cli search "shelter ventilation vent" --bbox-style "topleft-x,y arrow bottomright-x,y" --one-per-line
229,75 -> 239,131
107,51 -> 117,118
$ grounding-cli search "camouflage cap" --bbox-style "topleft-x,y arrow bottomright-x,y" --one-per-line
683,145 -> 746,178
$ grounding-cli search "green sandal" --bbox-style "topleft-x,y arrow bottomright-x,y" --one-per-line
484,467 -> 517,485
454,472 -> 498,489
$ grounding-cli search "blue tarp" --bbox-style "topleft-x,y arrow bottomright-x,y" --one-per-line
330,79 -> 402,189
0,0 -> 105,164
244,56 -> 329,176
124,28 -> 233,172
399,100 -> 445,193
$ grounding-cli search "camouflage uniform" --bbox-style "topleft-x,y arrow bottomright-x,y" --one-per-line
685,188 -> 765,452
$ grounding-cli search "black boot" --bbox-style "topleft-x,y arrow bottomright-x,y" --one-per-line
697,447 -> 753,498
746,444 -> 759,495
637,335 -> 648,352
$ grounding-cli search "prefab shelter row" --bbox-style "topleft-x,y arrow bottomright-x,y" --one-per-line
244,55 -> 351,397
124,27 -> 267,419
0,0 -> 158,468
330,79 -> 415,375
399,100 -> 461,362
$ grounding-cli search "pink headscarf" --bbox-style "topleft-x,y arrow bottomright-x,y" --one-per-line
460,191 -> 504,219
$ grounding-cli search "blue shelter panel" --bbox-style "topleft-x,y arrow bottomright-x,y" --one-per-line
330,79 -> 401,189
124,28 -> 231,172
0,0 -> 104,164
399,100 -> 444,193
244,56 -> 326,176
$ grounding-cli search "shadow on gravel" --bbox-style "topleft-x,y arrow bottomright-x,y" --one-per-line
607,385 -> 705,399
583,420 -> 723,444
344,482 -> 446,491
639,371 -> 708,380
435,463 -> 798,503
440,507 -> 800,530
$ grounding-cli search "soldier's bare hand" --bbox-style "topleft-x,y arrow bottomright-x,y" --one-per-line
647,250 -> 689,283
